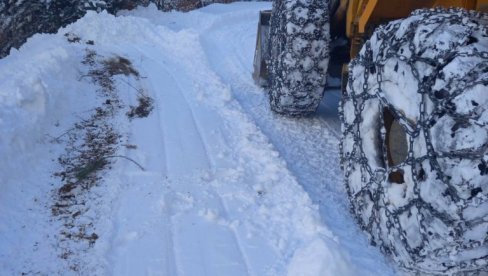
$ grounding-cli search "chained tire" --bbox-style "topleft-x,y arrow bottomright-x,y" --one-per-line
340,8 -> 488,274
268,0 -> 330,116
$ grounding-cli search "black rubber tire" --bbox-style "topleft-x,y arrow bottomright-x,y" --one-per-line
340,8 -> 488,274
268,0 -> 330,116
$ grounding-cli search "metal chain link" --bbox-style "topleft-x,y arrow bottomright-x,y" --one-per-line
340,7 -> 488,274
267,0 -> 330,115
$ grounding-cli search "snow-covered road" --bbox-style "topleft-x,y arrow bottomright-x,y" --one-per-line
0,3 -> 396,275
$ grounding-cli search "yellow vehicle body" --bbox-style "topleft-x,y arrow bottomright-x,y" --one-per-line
346,0 -> 488,58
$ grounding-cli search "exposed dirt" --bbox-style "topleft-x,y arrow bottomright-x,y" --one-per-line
50,43 -> 153,267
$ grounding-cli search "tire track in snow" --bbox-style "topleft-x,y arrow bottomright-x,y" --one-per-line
107,51 -> 179,276
148,61 -> 211,176
142,50 -> 253,275
157,59 -> 253,275
171,82 -> 254,276
205,183 -> 253,276
137,60 -> 179,276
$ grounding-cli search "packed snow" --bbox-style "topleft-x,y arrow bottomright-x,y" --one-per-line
0,3 -> 396,275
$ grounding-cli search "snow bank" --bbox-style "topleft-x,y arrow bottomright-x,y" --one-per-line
0,41 -> 69,181
0,20 -> 105,274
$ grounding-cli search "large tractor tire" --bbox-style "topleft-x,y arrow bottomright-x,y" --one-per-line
340,8 -> 488,274
268,0 -> 330,116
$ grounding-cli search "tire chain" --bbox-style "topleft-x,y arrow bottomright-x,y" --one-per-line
339,8 -> 488,274
268,0 -> 330,116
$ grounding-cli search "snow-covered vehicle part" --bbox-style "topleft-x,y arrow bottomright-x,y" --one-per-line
267,0 -> 330,116
340,8 -> 488,274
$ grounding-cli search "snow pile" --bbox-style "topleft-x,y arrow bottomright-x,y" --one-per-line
0,0 -> 157,58
0,43 -> 68,178
0,27 -> 114,274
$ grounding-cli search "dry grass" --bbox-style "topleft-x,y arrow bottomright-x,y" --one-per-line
127,95 -> 154,119
82,52 -> 141,93
51,49 -> 151,267
103,56 -> 139,77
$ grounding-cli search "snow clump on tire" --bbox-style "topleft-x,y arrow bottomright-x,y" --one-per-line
340,8 -> 488,275
268,0 -> 330,116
